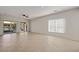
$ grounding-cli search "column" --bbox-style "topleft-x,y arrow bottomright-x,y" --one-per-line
27,19 -> 31,32
16,21 -> 21,33
0,20 -> 3,35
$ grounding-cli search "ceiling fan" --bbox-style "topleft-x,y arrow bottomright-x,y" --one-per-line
22,14 -> 29,18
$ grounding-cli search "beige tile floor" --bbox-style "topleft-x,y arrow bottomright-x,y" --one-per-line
0,32 -> 79,52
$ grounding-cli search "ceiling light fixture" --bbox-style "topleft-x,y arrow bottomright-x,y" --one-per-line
22,14 -> 29,18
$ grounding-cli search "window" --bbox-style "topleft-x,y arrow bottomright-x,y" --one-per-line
48,18 -> 65,33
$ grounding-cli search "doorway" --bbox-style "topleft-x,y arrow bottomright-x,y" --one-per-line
3,21 -> 16,34
20,22 -> 27,32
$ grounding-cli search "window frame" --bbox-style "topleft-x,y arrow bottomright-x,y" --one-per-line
48,18 -> 65,33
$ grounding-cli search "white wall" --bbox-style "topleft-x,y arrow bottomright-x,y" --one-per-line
31,8 -> 79,41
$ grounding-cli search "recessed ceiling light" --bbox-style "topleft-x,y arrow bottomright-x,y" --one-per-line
41,6 -> 44,8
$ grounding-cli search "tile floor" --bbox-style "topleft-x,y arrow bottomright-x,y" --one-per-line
0,32 -> 79,52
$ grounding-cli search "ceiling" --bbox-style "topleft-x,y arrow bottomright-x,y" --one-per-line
0,6 -> 77,19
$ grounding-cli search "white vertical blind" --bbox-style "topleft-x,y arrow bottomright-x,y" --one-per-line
48,18 -> 65,33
